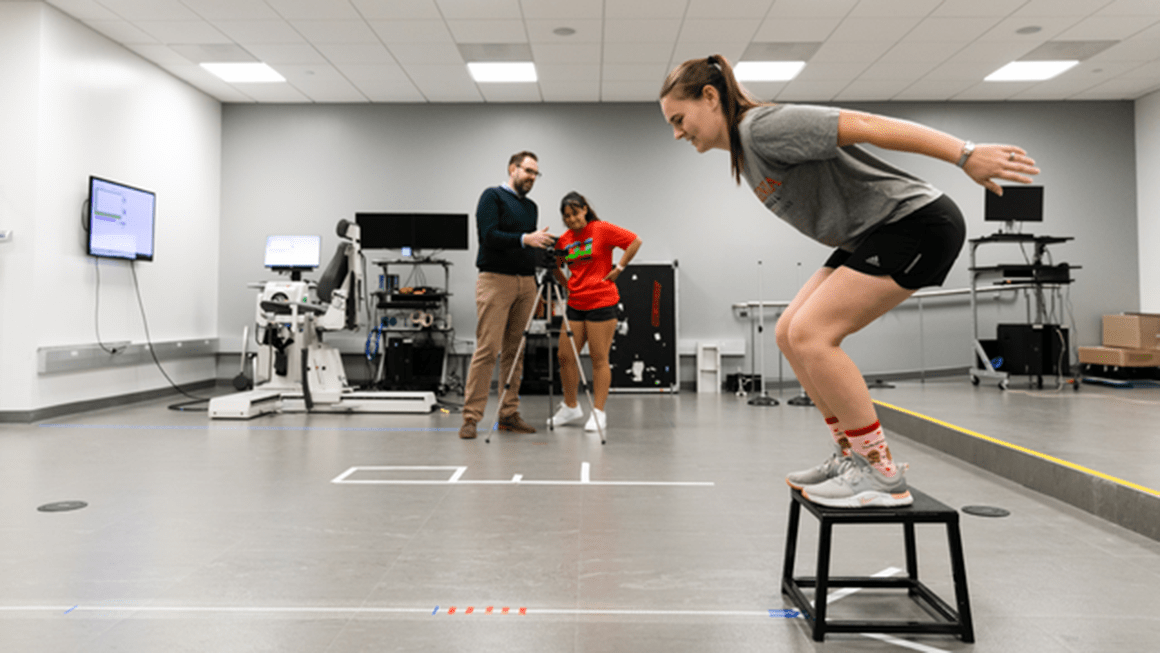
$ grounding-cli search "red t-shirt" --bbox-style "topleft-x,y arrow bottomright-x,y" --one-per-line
555,220 -> 638,311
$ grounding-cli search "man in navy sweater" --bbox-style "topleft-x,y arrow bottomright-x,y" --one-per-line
460,151 -> 556,439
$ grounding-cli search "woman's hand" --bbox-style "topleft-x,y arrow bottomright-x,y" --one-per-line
963,144 -> 1041,195
603,267 -> 623,282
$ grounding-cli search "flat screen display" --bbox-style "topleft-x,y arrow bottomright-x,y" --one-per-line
87,176 -> 157,261
264,235 -> 321,270
356,213 -> 469,251
984,185 -> 1043,222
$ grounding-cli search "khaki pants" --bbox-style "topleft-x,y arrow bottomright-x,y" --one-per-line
462,272 -> 537,423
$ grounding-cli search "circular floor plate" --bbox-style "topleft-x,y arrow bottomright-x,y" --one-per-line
962,505 -> 1010,518
38,501 -> 88,513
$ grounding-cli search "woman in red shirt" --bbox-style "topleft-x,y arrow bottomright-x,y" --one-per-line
550,192 -> 643,432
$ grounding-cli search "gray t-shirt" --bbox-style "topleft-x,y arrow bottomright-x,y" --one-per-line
738,104 -> 942,251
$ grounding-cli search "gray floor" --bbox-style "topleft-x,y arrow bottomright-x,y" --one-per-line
2,377 -> 1159,652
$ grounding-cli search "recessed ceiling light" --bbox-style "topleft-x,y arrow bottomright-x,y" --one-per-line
553,27 -> 576,36
985,60 -> 1078,81
735,61 -> 806,82
467,62 -> 537,83
200,62 -> 284,83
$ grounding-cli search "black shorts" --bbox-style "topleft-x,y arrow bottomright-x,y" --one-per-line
566,304 -> 619,322
824,195 -> 966,290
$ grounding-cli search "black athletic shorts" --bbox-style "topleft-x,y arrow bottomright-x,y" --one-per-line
566,304 -> 619,322
824,194 -> 966,290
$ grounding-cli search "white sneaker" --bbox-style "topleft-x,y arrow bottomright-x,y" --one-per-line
801,459 -> 913,508
584,408 -> 607,432
548,402 -> 584,426
785,450 -> 854,490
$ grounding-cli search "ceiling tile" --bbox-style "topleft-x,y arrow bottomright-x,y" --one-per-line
45,0 -> 119,21
435,0 -> 522,20
602,63 -> 671,81
350,0 -> 442,20
929,0 -> 1026,18
179,0 -> 281,21
245,43 -> 328,65
678,19 -> 760,43
775,79 -> 846,102
906,17 -> 1003,42
94,0 -> 200,20
536,63 -> 600,83
133,20 -> 232,45
604,42 -> 674,64
127,44 -> 195,66
289,20 -> 380,44
314,43 -> 395,64
214,20 -> 305,45
531,43 -> 602,65
264,0 -> 362,20
387,42 -> 465,65
847,0 -> 941,18
539,81 -> 601,102
740,80 -> 788,101
891,78 -> 977,100
751,17 -> 842,42
478,83 -> 544,102
228,81 -> 313,102
835,78 -> 914,101
279,64 -> 368,101
686,0 -> 775,19
87,20 -> 159,45
446,20 -> 528,44
828,16 -> 924,42
367,20 -> 454,44
525,19 -> 603,43
769,0 -> 857,19
520,0 -> 604,20
604,19 -> 682,43
402,64 -> 484,101
159,63 -> 258,101
600,80 -> 659,101
605,0 -> 691,19
1058,15 -> 1160,41
1099,0 -> 1160,17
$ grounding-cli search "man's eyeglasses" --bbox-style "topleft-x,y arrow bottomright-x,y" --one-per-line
519,166 -> 542,178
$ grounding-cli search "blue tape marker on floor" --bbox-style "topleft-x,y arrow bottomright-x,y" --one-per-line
64,605 -> 77,615
768,609 -> 800,618
432,606 -> 439,615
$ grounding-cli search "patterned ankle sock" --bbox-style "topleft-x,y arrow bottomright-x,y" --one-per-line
826,416 -> 851,456
844,420 -> 899,477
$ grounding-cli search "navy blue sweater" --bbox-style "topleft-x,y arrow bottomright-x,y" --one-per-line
474,186 -> 538,276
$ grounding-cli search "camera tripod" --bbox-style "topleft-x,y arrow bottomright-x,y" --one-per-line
485,268 -> 607,445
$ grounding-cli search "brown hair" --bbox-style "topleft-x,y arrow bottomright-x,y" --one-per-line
660,55 -> 760,184
560,191 -> 600,222
508,150 -> 538,168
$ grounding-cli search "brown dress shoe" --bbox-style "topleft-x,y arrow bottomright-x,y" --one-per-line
459,420 -> 477,439
497,412 -> 536,434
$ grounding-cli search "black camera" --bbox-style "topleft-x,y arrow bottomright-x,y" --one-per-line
534,245 -> 561,269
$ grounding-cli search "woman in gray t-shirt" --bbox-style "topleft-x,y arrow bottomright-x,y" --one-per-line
659,54 -> 1039,509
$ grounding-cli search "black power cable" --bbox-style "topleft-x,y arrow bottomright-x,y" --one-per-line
128,261 -> 210,406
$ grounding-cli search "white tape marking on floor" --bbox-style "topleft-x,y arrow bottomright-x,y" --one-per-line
823,566 -> 904,605
862,633 -> 951,652
330,464 -> 713,487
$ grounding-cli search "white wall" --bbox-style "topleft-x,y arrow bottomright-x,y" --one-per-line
0,3 -> 222,413
1137,89 -> 1160,313
220,100 -> 1138,380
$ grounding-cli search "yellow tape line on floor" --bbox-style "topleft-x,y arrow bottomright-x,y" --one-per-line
873,399 -> 1160,498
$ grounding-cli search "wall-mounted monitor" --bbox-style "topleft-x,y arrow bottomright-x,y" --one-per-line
356,212 -> 469,251
984,185 -> 1043,222
264,235 -> 321,272
87,176 -> 157,261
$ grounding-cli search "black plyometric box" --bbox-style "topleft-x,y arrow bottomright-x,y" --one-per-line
997,324 -> 1069,376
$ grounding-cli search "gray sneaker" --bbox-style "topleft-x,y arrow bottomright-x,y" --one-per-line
801,459 -> 913,508
785,450 -> 854,490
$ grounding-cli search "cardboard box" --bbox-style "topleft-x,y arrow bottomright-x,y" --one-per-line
1102,313 -> 1160,350
1078,346 -> 1160,367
